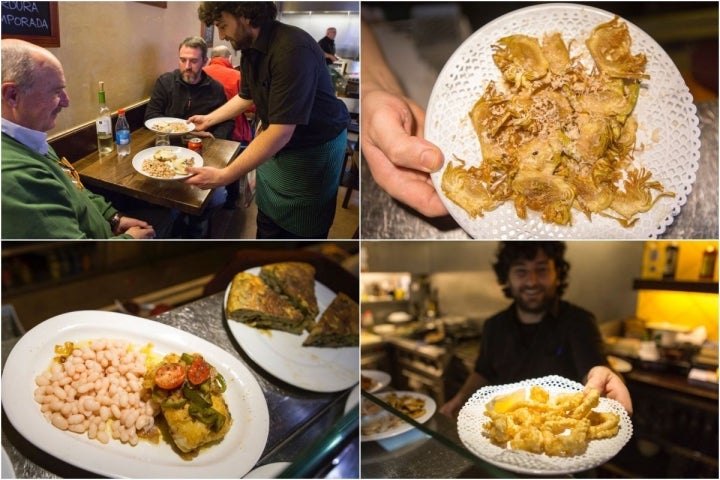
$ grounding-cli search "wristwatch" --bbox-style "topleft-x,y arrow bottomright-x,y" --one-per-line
109,212 -> 124,233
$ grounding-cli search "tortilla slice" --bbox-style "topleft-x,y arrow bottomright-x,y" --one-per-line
226,272 -> 306,335
302,292 -> 359,348
259,262 -> 319,331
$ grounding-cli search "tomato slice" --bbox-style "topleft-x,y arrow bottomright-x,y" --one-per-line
154,362 -> 186,390
187,355 -> 211,385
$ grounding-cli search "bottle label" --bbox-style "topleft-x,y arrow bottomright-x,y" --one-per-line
96,117 -> 111,134
116,130 -> 130,146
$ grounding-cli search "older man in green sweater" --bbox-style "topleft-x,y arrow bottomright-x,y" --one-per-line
1,39 -> 156,239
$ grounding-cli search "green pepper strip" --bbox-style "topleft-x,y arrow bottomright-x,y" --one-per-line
188,404 -> 226,432
180,352 -> 195,365
200,380 -> 211,394
182,383 -> 211,408
161,397 -> 188,409
215,373 -> 227,393
152,386 -> 169,404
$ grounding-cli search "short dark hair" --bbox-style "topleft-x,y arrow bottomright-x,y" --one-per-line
492,241 -> 570,298
198,2 -> 277,28
179,36 -> 208,59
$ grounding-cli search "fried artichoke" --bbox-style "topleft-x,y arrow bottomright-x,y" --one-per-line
443,17 -> 673,227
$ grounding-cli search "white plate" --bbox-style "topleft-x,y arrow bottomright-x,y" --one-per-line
345,384 -> 360,414
144,117 -> 195,135
607,355 -> 633,373
361,391 -> 436,442
457,375 -> 633,476
1,311 -> 269,479
361,369 -> 391,393
132,146 -> 203,180
224,268 -> 359,393
243,462 -> 291,479
387,311 -> 413,323
426,3 -> 700,239
1,447 -> 15,479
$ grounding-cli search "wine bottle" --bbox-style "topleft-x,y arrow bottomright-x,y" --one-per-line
96,81 -> 113,155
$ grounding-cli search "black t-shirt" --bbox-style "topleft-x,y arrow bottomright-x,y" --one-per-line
318,35 -> 335,65
474,300 -> 608,385
239,21 -> 349,150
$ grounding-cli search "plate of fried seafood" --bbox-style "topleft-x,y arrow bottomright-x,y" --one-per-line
361,391 -> 436,442
426,3 -> 700,239
361,369 -> 392,393
132,146 -> 202,180
457,375 -> 632,475
1,310 -> 269,479
145,117 -> 195,135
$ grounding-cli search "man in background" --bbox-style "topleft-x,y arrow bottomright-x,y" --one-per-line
318,27 -> 339,65
1,39 -> 155,239
145,36 -> 234,140
203,45 -> 253,144
203,44 -> 254,209
146,36 -> 234,236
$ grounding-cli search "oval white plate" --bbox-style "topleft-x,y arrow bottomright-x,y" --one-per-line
361,391 -> 436,442
132,146 -> 202,181
1,310 -> 269,479
144,117 -> 195,135
224,268 -> 359,393
361,369 -> 391,393
426,3 -> 700,239
345,384 -> 360,414
457,375 -> 633,476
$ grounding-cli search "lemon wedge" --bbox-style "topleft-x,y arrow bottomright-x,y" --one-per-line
489,388 -> 526,413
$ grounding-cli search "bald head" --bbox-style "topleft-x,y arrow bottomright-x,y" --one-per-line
2,38 -> 62,91
210,45 -> 232,59
1,38 -> 69,131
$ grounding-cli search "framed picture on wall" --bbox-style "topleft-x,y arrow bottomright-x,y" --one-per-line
1,1 -> 60,47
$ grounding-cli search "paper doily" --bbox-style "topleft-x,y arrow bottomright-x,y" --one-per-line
426,3 -> 700,239
457,375 -> 633,475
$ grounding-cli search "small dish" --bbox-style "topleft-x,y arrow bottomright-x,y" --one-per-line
144,117 -> 195,135
132,146 -> 202,180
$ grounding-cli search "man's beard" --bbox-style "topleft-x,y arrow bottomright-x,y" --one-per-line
230,28 -> 254,50
182,70 -> 200,84
514,287 -> 556,315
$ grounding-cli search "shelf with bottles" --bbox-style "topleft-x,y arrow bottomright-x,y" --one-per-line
2,243 -> 99,296
360,272 -> 411,303
639,241 -> 719,293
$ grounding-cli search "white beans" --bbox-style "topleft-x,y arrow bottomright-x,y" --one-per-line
33,338 -> 156,447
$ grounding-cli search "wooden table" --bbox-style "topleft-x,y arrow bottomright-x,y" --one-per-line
73,128 -> 242,215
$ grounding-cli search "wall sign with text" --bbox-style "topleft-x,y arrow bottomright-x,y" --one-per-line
1,1 -> 60,47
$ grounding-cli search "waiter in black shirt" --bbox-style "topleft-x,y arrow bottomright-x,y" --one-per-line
318,27 -> 339,65
439,242 -> 633,418
186,2 -> 349,239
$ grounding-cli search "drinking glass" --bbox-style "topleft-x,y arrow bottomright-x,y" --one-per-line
155,133 -> 170,146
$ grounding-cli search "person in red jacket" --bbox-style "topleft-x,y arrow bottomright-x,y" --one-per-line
203,45 -> 255,209
203,45 -> 253,144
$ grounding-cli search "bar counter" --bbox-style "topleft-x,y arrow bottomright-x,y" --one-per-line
1,291 -> 358,478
